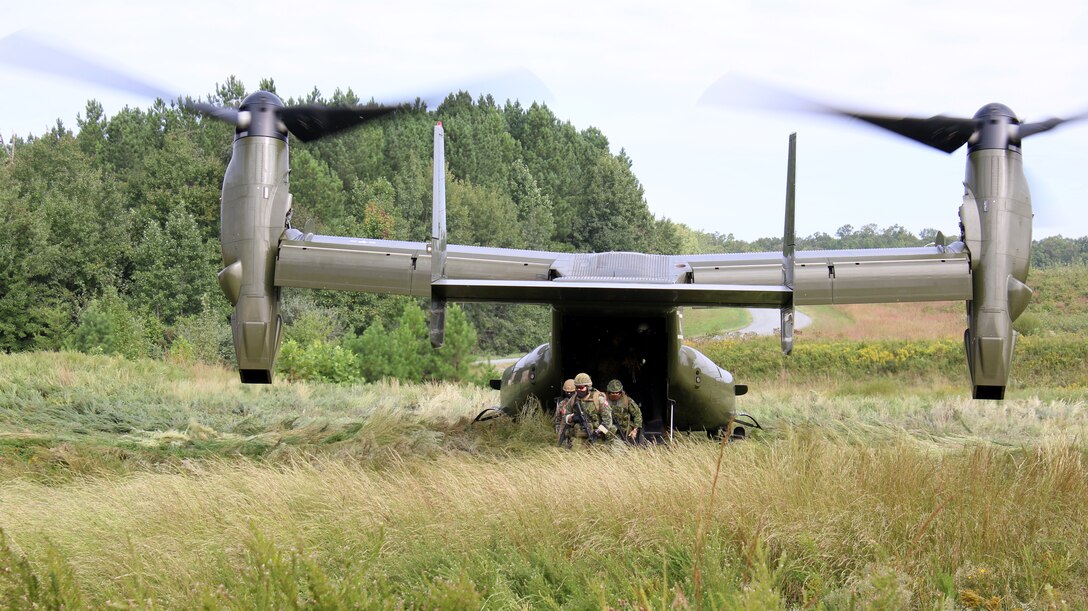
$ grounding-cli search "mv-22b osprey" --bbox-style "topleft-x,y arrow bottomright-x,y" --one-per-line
211,86 -> 1076,439
4,32 -> 1080,438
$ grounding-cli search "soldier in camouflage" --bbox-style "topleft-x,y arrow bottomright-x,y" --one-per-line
606,379 -> 644,445
560,372 -> 613,445
554,378 -> 576,438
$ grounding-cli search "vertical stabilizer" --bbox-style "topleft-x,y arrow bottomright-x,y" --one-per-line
780,133 -> 797,355
430,122 -> 448,348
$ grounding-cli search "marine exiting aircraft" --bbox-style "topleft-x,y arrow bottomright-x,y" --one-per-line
5,32 -> 1083,439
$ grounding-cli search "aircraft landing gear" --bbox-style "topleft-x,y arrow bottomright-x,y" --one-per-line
708,412 -> 763,441
731,411 -> 763,440
473,407 -> 505,422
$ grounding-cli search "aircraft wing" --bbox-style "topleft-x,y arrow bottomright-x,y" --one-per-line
274,230 -> 970,308
686,244 -> 972,305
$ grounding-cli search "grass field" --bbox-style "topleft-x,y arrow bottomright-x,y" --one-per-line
800,302 -> 965,341
3,268 -> 1086,608
2,350 -> 1087,608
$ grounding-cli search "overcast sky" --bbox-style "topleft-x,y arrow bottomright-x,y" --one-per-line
3,0 -> 1087,241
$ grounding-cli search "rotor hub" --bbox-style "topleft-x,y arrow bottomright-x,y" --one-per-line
236,91 -> 288,141
969,103 -> 1020,153
973,103 -> 1018,123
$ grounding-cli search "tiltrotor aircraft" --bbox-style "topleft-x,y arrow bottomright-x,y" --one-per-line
5,32 -> 1083,439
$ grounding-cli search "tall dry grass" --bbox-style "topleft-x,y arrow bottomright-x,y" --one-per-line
1,351 -> 513,485
3,422 -> 1088,607
744,388 -> 1088,447
802,302 -> 965,341
4,352 -> 1088,607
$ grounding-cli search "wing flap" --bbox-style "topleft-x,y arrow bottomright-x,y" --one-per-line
828,256 -> 971,303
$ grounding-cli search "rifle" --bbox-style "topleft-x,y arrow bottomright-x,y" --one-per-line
571,400 -> 597,443
557,399 -> 596,447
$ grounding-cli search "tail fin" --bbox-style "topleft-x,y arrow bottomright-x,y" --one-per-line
429,121 -> 448,348
780,133 -> 797,355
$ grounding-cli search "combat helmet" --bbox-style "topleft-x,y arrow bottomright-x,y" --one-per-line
573,372 -> 592,387
562,379 -> 576,392
606,379 -> 624,392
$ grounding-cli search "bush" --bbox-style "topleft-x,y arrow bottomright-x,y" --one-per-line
1013,312 -> 1043,336
346,302 -> 478,384
64,290 -> 152,359
1014,335 -> 1088,387
276,339 -> 358,383
171,295 -> 233,365
280,290 -> 344,345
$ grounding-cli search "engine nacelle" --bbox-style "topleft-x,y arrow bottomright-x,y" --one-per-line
960,105 -> 1034,399
219,133 -> 291,383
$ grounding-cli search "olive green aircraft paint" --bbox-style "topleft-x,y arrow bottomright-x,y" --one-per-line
948,102 -> 1041,399
961,146 -> 1033,399
213,105 -> 1047,429
219,131 -> 291,383
665,311 -> 739,431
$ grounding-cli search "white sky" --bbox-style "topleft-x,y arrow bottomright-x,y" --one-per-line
3,0 -> 1087,241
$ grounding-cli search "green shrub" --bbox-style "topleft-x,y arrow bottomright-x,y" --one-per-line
280,290 -> 344,345
1013,312 -> 1043,335
170,294 -> 233,365
346,302 -> 478,384
166,334 -> 197,364
277,339 -> 358,383
1014,335 -> 1088,387
64,289 -> 152,359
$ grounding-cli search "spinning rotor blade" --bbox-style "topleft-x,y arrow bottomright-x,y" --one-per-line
845,114 -> 975,154
278,66 -> 555,142
0,30 -> 243,127
0,30 -> 395,138
701,73 -> 1088,153
3,30 -> 552,143
187,102 -> 241,126
0,30 -> 174,101
1017,110 -> 1088,139
700,73 -> 975,153
279,104 -> 405,142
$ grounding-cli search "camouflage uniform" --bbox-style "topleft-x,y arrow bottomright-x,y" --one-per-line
554,379 -> 577,437
606,379 -> 644,444
609,393 -> 642,432
561,389 -> 613,441
608,394 -> 644,442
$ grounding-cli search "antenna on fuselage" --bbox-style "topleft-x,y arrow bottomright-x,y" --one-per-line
780,133 -> 797,355
429,121 -> 448,348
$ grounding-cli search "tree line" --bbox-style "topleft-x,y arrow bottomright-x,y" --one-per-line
2,78 -> 1085,382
